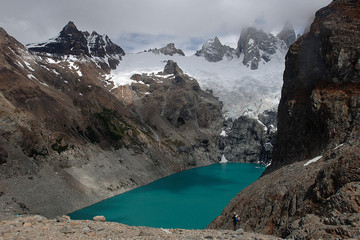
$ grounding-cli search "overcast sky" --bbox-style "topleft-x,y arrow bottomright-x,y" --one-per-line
1,0 -> 331,54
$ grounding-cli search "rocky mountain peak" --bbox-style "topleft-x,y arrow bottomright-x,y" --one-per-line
195,36 -> 236,62
27,21 -> 89,56
148,43 -> 185,56
27,21 -> 125,70
61,21 -> 78,34
277,22 -> 296,47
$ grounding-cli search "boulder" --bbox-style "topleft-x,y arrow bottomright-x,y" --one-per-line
93,216 -> 106,222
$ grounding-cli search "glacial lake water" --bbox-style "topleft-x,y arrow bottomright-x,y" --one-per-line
69,163 -> 265,229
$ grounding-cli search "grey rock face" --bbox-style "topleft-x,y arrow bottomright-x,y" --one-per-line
218,110 -> 276,166
220,116 -> 266,164
236,27 -> 287,69
195,37 -> 236,62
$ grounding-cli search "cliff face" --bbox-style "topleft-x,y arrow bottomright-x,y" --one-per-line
209,1 -> 360,239
218,113 -> 276,166
0,25 -> 223,219
270,0 -> 360,172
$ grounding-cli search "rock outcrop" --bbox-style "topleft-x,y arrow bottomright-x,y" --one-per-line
209,1 -> 360,239
0,24 -> 223,219
148,43 -> 185,56
195,37 -> 236,62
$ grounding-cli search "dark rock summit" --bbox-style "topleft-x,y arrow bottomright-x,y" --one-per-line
28,21 -> 90,56
195,37 -> 236,62
209,1 -> 360,239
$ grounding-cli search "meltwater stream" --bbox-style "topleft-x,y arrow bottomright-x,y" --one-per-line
69,163 -> 265,229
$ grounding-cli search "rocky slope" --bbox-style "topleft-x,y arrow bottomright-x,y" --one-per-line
0,22 -> 223,219
209,0 -> 360,239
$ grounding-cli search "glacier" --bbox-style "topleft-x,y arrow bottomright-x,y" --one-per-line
108,51 -> 285,119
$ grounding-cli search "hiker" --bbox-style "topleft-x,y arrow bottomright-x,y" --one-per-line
232,212 -> 239,231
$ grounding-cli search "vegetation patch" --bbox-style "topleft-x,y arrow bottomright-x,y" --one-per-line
94,108 -> 139,143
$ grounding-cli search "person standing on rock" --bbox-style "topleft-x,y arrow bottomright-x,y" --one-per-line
232,212 -> 239,231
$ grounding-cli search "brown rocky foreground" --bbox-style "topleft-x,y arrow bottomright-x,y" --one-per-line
0,215 -> 282,240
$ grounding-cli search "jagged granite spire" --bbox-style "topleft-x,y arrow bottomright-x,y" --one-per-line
236,27 -> 287,70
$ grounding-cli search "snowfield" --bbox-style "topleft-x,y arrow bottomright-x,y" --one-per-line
109,52 -> 285,119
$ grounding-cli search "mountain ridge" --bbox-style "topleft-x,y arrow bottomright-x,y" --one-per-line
0,24 -> 224,219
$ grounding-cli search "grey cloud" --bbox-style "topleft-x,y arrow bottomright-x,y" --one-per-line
0,0 -> 331,53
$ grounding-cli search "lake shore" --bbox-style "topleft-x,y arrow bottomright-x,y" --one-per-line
0,215 -> 282,240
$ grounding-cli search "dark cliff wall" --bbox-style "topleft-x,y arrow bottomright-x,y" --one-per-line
269,0 -> 360,172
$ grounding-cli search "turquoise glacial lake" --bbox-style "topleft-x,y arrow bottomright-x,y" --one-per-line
69,163 -> 265,229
